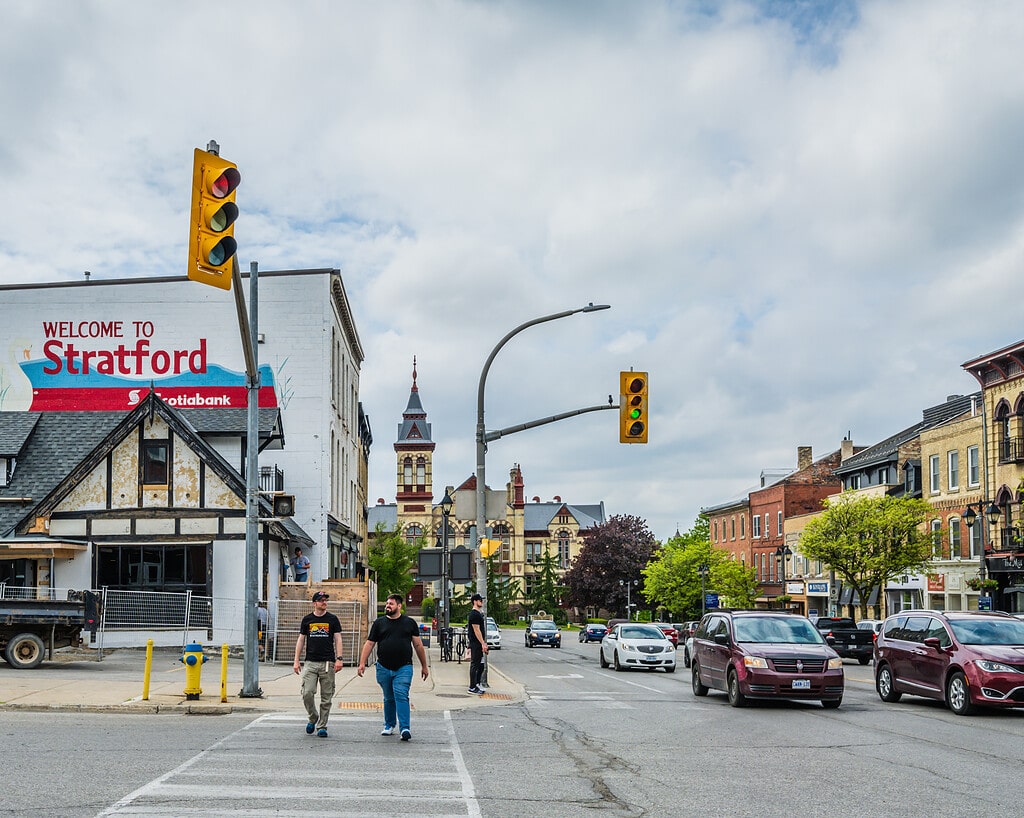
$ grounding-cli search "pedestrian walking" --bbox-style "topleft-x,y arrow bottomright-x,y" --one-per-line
466,592 -> 488,694
356,593 -> 429,742
256,602 -> 268,660
293,591 -> 343,737
291,547 -> 310,582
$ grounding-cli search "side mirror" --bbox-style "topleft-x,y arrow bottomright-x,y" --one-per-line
713,633 -> 729,646
923,636 -> 943,650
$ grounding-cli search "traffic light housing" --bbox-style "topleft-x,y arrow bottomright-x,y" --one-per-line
619,371 -> 648,443
188,148 -> 240,290
272,494 -> 295,517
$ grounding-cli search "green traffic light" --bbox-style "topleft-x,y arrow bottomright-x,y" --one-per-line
630,408 -> 641,419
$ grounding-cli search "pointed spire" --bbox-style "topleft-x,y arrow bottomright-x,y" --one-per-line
411,356 -> 418,392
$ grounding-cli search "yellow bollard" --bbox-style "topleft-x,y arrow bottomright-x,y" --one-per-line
221,644 -> 229,703
142,639 -> 154,701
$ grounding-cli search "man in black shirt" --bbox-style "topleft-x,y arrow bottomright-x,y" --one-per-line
357,593 -> 429,741
467,592 -> 489,694
293,591 -> 343,737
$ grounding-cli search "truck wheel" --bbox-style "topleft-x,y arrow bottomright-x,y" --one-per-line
5,632 -> 45,670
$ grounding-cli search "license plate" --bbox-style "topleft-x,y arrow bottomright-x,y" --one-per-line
792,679 -> 810,690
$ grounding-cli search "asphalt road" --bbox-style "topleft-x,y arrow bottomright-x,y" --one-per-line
3,632 -> 1024,817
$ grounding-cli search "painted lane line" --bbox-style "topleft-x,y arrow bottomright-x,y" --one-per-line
444,710 -> 482,818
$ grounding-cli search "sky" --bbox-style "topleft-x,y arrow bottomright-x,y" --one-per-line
2,0 -> 1024,543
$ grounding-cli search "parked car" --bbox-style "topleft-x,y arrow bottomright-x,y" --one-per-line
525,619 -> 561,648
690,610 -> 844,708
486,622 -> 501,649
652,623 -> 679,646
600,623 -> 676,672
579,623 -> 608,643
874,610 -> 1024,715
682,635 -> 695,668
812,617 -> 874,664
857,619 -> 883,640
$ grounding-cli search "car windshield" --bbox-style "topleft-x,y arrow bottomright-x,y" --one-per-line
949,618 -> 1024,645
621,625 -> 664,639
733,617 -> 824,644
532,621 -> 556,631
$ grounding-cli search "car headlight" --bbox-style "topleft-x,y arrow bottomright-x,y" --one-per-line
665,644 -> 674,652
827,657 -> 844,670
743,656 -> 768,669
555,631 -> 561,637
620,643 -> 636,651
976,659 -> 1019,673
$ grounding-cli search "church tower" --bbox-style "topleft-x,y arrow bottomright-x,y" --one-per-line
395,357 -> 435,517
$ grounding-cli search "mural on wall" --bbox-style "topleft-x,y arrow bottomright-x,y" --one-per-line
2,318 -> 276,411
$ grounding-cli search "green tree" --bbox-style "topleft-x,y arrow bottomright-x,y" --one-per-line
642,515 -> 716,617
711,558 -> 759,609
532,549 -> 566,624
485,554 -> 522,625
799,493 -> 934,619
367,522 -> 421,602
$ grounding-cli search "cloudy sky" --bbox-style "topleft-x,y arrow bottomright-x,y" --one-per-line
3,0 -> 1023,541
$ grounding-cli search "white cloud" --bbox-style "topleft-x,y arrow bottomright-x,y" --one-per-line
2,0 -> 1023,539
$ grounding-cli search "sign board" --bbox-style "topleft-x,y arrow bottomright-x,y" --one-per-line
784,581 -> 805,595
417,549 -> 443,582
705,593 -> 719,609
808,608 -> 818,617
807,581 -> 829,595
978,596 -> 992,611
449,547 -> 474,582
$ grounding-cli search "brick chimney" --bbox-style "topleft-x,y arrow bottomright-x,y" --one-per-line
841,435 -> 855,462
797,446 -> 812,471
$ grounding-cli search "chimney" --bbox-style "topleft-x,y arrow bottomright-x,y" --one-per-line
841,435 -> 854,462
797,446 -> 812,471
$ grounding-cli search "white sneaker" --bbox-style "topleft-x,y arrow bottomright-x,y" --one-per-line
381,726 -> 395,736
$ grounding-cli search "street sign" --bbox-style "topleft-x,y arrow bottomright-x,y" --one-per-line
705,592 -> 719,609
978,596 -> 992,611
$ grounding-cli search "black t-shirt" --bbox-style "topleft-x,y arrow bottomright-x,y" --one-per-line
299,612 -> 341,662
467,608 -> 486,649
367,614 -> 419,671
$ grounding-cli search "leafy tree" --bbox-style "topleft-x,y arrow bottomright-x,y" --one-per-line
642,515 -> 714,617
562,515 -> 657,616
799,493 -> 934,619
711,558 -> 759,609
531,549 -> 565,623
367,522 -> 421,602
485,554 -> 522,625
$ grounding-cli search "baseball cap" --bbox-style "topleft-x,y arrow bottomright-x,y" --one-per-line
311,591 -> 329,602
470,593 -> 484,602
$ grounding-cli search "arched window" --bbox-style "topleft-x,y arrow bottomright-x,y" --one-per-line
402,457 -> 413,492
930,519 -> 942,557
493,523 -> 511,562
405,524 -> 422,545
416,457 -> 426,490
557,529 -> 572,568
948,516 -> 961,558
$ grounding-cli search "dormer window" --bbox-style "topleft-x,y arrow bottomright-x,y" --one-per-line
142,441 -> 169,485
0,456 -> 8,487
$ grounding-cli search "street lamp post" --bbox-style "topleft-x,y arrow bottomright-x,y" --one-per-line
964,500 -> 1002,607
775,545 -> 792,607
474,303 -> 611,618
439,489 -> 454,630
619,578 -> 638,620
698,563 -> 710,616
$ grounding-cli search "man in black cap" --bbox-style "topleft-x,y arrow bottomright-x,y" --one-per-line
293,591 -> 343,737
466,593 -> 488,694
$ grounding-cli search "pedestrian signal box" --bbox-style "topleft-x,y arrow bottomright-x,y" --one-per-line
619,370 -> 648,444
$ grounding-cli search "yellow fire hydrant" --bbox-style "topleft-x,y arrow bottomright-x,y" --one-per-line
181,642 -> 207,700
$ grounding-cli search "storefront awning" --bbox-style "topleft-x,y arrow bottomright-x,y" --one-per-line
0,540 -> 88,560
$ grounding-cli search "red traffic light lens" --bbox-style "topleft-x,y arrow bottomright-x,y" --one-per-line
211,168 -> 241,199
628,377 -> 645,393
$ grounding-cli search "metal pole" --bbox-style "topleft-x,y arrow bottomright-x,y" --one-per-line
442,507 -> 450,630
700,568 -> 706,616
240,260 -> 261,697
474,304 -> 610,620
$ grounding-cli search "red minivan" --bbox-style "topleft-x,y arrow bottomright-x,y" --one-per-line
874,610 -> 1024,715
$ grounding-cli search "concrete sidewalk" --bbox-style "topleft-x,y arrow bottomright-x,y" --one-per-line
0,642 -> 523,715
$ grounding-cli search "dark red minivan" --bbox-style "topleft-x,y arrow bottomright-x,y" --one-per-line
874,610 -> 1024,715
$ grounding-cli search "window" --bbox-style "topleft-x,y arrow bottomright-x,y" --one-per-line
968,521 -> 982,559
764,514 -> 770,538
730,518 -> 735,540
493,523 -> 511,562
752,515 -> 761,538
740,515 -> 745,538
96,544 -> 208,594
931,519 -> 943,557
557,530 -> 571,568
948,517 -> 961,557
713,521 -> 719,542
525,541 -> 542,564
968,445 -> 979,487
403,458 -> 413,491
416,457 -> 426,490
142,441 -> 168,485
405,524 -> 422,545
876,467 -> 890,485
777,511 -> 783,536
929,455 -> 940,493
948,451 -> 959,490
847,474 -> 861,490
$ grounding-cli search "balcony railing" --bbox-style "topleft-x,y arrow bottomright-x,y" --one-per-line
260,465 -> 284,493
997,527 -> 1023,551
998,437 -> 1024,463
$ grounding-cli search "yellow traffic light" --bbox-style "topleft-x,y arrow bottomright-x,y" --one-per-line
480,538 -> 501,558
188,148 -> 240,290
619,370 -> 648,444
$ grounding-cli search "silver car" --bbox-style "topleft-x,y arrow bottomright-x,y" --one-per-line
600,623 -> 676,672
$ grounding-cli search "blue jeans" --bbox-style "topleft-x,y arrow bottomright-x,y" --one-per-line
375,663 -> 413,732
